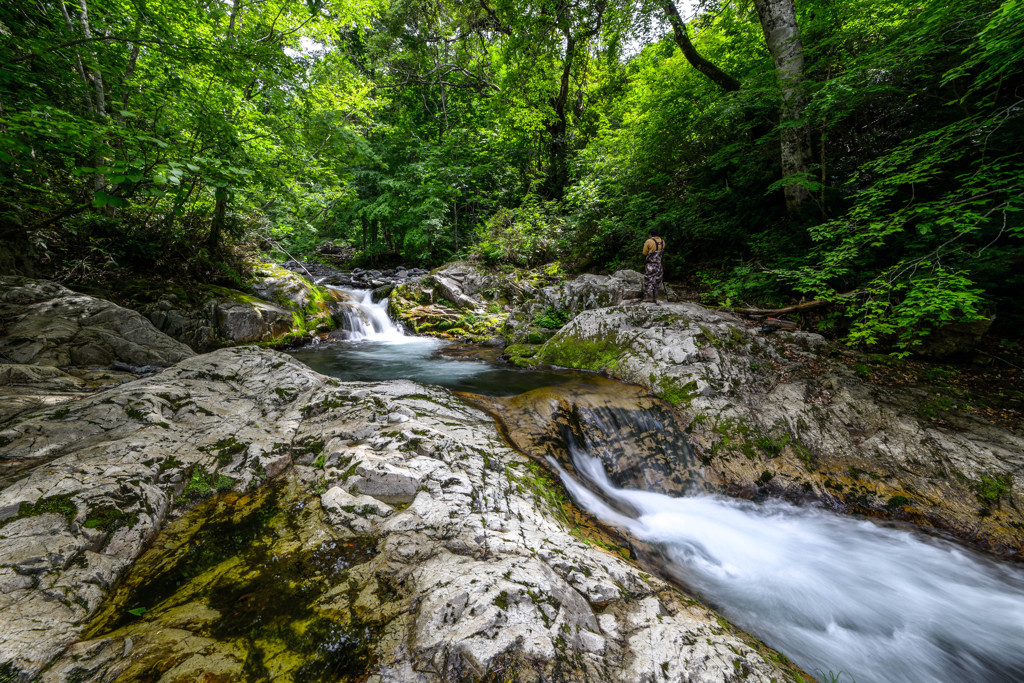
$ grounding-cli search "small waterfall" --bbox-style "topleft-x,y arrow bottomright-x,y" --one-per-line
551,444 -> 1024,683
327,287 -> 406,341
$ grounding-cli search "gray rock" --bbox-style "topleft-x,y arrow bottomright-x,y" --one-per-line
0,347 -> 800,682
536,302 -> 1024,557
0,277 -> 195,368
914,316 -> 993,359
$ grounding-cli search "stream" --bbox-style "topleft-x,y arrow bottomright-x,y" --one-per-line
291,288 -> 1024,683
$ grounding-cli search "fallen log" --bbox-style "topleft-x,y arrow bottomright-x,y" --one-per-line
731,291 -> 857,316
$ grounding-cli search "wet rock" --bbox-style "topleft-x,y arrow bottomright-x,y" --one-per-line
0,277 -> 195,368
536,302 -> 1024,558
913,316 -> 993,359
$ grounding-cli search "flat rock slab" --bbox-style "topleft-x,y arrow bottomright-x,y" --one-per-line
0,347 -> 803,682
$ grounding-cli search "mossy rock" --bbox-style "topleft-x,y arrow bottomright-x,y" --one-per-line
536,336 -> 623,372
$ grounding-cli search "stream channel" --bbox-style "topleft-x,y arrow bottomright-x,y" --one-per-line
82,288 -> 1024,682
288,288 -> 1024,683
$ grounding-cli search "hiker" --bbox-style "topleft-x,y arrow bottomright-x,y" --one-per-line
642,229 -> 665,304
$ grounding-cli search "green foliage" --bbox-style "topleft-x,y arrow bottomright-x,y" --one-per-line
534,306 -> 571,330
475,196 -> 568,267
1,0 -> 1021,351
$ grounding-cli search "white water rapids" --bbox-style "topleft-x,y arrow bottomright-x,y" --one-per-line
328,287 -> 408,342
554,447 -> 1024,683
300,288 -> 1024,682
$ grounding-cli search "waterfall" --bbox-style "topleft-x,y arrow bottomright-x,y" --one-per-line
327,287 -> 406,341
552,444 -> 1024,683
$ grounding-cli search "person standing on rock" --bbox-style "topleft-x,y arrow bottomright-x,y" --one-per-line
642,229 -> 665,304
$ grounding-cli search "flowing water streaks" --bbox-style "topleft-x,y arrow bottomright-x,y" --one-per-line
554,446 -> 1024,683
292,295 -> 1024,682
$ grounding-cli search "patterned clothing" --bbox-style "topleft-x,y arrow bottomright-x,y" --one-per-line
643,237 -> 664,299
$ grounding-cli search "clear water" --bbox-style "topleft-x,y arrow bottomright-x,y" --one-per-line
291,289 -> 589,395
291,289 -> 1024,683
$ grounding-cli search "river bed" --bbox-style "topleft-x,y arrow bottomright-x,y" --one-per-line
286,288 -> 1024,683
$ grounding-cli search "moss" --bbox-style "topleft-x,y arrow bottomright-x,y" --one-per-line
526,327 -> 557,344
749,433 -> 789,458
0,662 -> 21,683
178,466 -> 236,505
0,494 -> 78,529
537,336 -> 622,371
291,437 -> 325,460
652,376 -> 699,407
204,436 -> 248,465
124,406 -> 146,421
975,474 -> 1012,507
885,495 -> 910,508
84,505 -> 138,533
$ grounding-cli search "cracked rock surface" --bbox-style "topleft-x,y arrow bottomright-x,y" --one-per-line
536,303 -> 1024,558
1,346 -> 802,682
0,277 -> 195,369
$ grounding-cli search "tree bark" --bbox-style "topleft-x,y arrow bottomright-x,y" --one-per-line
58,0 -> 95,115
663,1 -> 740,92
752,0 -> 814,216
76,0 -> 106,118
545,34 -> 576,200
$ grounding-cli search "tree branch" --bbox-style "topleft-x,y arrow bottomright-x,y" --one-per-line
663,1 -> 741,92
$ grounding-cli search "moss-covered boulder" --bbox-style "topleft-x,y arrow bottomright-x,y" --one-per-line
388,276 -> 506,343
127,264 -> 347,351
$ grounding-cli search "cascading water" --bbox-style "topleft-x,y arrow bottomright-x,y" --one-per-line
290,305 -> 1024,682
552,444 -> 1024,683
290,289 -> 591,394
327,287 -> 407,341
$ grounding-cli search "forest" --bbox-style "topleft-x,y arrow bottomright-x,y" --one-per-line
1,0 -> 1022,354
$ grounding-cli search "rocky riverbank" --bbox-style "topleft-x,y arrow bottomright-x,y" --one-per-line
385,262 -> 1024,559
0,278 -> 805,682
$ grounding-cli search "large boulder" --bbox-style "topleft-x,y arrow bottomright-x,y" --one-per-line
137,265 -> 352,351
387,264 -> 647,346
0,347 -> 803,683
533,301 -> 1024,558
0,277 -> 195,368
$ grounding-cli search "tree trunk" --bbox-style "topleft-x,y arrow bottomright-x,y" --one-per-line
76,0 -> 106,118
208,194 -> 227,248
752,0 -> 814,216
58,0 -> 95,115
663,1 -> 740,92
545,35 -> 575,201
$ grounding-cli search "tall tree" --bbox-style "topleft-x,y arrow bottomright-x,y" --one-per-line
752,0 -> 814,215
